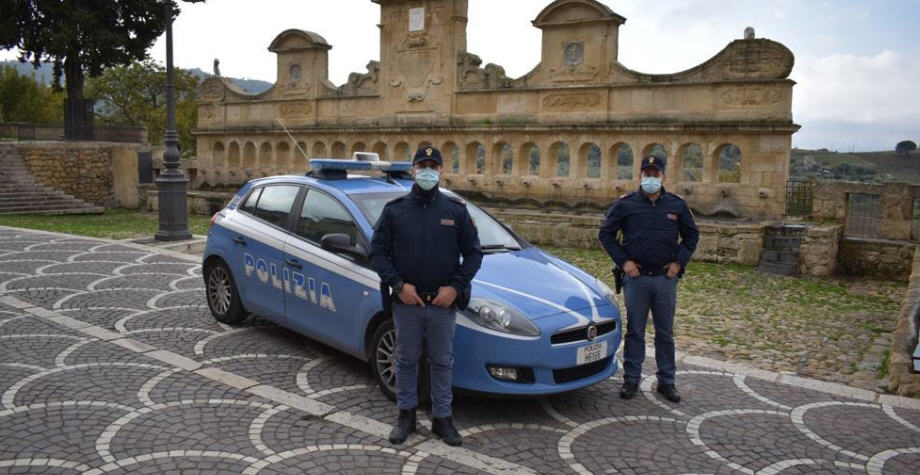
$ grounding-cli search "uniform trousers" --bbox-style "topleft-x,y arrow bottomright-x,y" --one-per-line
622,274 -> 678,385
393,303 -> 456,417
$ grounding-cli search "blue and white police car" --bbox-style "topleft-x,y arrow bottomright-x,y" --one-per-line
202,155 -> 622,400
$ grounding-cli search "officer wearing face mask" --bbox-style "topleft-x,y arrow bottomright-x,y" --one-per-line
370,145 -> 483,447
598,155 -> 699,404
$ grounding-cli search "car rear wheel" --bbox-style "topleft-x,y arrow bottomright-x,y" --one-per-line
205,259 -> 247,324
371,319 -> 430,404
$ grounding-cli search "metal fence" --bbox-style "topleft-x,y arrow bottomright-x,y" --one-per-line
0,122 -> 146,143
785,178 -> 814,217
844,193 -> 881,238
913,198 -> 920,241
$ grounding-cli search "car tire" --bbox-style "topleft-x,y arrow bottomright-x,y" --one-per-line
371,319 -> 430,404
204,259 -> 247,324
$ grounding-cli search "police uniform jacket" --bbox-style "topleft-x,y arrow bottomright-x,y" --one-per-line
369,186 -> 483,309
598,187 -> 700,276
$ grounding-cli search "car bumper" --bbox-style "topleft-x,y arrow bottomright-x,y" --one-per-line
452,318 -> 622,395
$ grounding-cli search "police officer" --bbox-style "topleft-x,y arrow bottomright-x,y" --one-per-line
598,155 -> 699,403
370,145 -> 483,446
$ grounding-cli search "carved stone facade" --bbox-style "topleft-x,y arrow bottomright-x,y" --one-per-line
195,0 -> 798,219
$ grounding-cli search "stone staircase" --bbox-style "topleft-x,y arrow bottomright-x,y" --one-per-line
758,223 -> 805,275
0,144 -> 104,215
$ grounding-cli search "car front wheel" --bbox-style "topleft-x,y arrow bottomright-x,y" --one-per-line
205,259 -> 247,324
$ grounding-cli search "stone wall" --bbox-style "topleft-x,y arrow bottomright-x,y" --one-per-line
798,225 -> 842,277
889,248 -> 920,397
837,238 -> 918,282
812,179 -> 920,241
16,142 -> 117,206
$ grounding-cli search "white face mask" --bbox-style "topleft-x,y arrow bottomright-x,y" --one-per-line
415,168 -> 440,191
641,176 -> 662,194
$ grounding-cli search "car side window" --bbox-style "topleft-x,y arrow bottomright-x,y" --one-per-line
240,187 -> 262,215
297,190 -> 359,246
252,185 -> 300,228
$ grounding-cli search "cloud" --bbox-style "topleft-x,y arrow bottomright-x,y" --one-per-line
793,50 -> 920,124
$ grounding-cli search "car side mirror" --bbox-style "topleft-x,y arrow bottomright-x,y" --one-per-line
321,233 -> 368,262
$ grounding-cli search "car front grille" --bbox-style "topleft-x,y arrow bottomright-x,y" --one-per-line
552,356 -> 612,384
550,320 -> 617,344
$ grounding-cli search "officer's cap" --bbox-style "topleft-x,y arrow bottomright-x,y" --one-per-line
413,146 -> 443,167
640,155 -> 666,172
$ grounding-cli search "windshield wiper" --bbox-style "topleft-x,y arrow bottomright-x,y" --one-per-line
481,244 -> 521,253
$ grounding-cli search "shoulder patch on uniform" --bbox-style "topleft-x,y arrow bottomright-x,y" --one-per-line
447,195 -> 467,205
618,192 -> 635,199
671,193 -> 687,201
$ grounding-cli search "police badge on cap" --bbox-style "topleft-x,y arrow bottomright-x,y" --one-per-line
640,155 -> 666,171
413,146 -> 443,166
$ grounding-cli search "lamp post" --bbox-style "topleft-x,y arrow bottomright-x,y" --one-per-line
155,0 -> 192,241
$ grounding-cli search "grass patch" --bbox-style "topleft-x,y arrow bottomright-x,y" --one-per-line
0,209 -> 211,240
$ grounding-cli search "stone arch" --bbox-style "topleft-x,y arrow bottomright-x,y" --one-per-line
642,143 -> 668,162
313,141 -> 327,158
213,141 -> 225,168
465,142 -> 485,174
441,141 -> 460,174
394,142 -> 411,162
295,141 -> 307,162
351,141 -> 367,156
259,142 -> 272,168
331,141 -> 347,158
228,141 -> 240,169
533,0 -> 620,26
276,141 -> 291,170
715,143 -> 742,183
549,142 -> 571,177
678,143 -> 704,182
372,141 -> 388,160
493,142 -> 513,174
579,142 -> 602,178
243,142 -> 257,168
608,142 -> 634,180
518,142 -> 540,176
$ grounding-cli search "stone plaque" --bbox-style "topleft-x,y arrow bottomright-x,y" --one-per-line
289,63 -> 302,83
563,42 -> 584,67
721,87 -> 781,106
542,93 -> 600,109
409,7 -> 425,32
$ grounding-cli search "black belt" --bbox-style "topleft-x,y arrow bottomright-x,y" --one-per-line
417,291 -> 438,303
638,266 -> 667,277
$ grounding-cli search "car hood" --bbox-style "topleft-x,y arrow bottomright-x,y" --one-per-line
471,247 -> 611,326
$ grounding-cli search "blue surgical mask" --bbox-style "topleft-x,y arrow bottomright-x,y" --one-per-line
641,176 -> 662,194
415,168 -> 440,191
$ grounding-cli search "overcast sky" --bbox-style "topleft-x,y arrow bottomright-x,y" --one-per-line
5,0 -> 918,151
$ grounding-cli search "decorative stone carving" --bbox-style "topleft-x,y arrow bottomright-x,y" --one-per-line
744,27 -> 755,40
563,42 -> 584,67
279,62 -> 312,97
721,87 -> 782,106
404,33 -> 427,49
390,48 -> 443,102
457,52 -> 512,90
338,61 -> 380,96
542,93 -> 600,109
199,79 -> 225,102
279,101 -> 313,118
198,105 -> 215,120
723,40 -> 794,80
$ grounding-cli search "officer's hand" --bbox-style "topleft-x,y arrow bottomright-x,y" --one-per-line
665,262 -> 681,279
432,286 -> 457,308
623,260 -> 641,278
398,283 -> 426,306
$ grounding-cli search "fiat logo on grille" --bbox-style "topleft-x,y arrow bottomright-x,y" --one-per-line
586,324 -> 598,341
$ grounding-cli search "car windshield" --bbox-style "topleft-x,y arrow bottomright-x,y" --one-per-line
351,191 -> 522,250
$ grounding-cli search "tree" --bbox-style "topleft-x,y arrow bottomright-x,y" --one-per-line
85,58 -> 199,154
896,140 -> 917,155
0,65 -> 64,123
0,1 -> 204,137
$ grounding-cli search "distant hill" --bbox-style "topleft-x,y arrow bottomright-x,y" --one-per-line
792,148 -> 920,184
0,60 -> 273,95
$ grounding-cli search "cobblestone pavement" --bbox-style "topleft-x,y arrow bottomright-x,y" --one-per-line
1,226 -> 920,474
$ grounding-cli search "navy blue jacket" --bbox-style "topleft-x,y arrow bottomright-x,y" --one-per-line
370,186 -> 483,308
598,187 -> 699,275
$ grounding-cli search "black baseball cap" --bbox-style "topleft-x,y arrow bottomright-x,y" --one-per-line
640,155 -> 666,172
413,146 -> 443,166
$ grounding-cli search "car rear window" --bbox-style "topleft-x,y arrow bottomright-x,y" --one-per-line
252,185 -> 300,228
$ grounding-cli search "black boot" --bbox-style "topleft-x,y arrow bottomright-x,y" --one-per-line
431,417 -> 462,447
388,409 -> 416,444
619,380 -> 639,400
657,383 -> 681,403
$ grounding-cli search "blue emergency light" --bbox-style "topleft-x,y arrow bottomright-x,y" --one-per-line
307,157 -> 413,180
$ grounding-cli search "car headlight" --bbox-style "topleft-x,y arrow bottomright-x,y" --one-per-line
465,298 -> 540,336
596,278 -> 618,306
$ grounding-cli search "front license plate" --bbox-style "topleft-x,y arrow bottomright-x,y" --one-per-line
577,341 -> 607,365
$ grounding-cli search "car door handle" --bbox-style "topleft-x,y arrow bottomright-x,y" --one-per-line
233,236 -> 247,245
285,258 -> 303,269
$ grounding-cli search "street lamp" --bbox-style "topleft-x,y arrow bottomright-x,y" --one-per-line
155,0 -> 192,241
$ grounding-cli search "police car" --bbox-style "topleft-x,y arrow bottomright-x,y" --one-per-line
202,154 -> 622,399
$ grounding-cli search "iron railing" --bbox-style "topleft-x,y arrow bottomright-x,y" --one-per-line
844,193 -> 881,238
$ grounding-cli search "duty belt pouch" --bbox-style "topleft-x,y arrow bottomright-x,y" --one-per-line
455,284 -> 472,311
